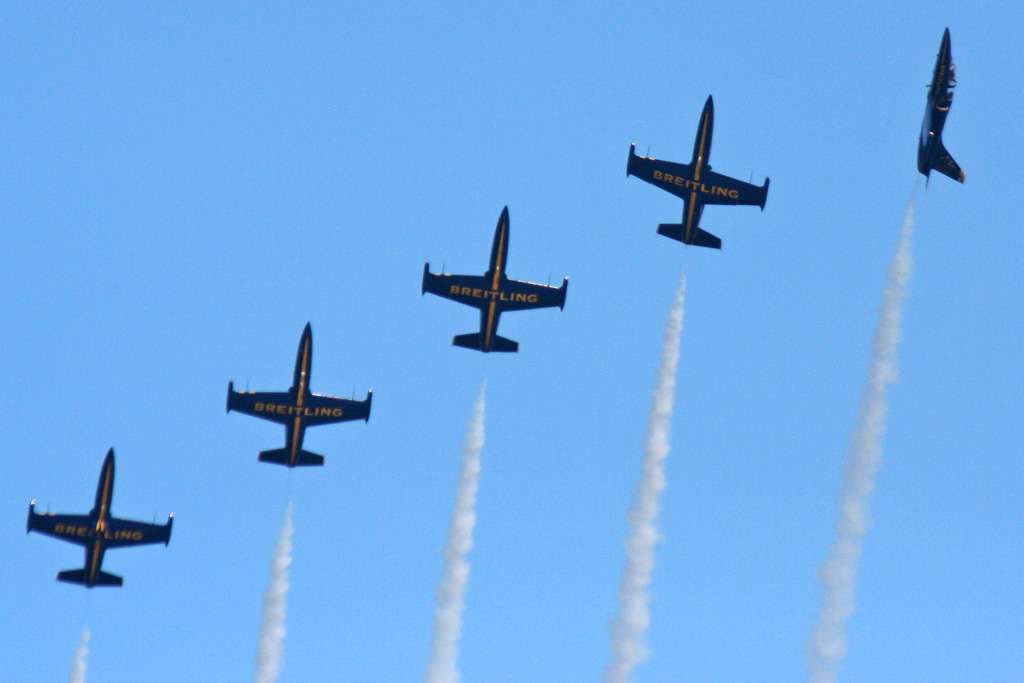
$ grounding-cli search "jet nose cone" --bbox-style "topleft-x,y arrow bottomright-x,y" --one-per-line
495,206 -> 510,235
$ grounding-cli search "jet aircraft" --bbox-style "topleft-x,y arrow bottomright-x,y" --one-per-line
627,95 -> 769,249
227,323 -> 372,467
918,28 -> 965,184
422,206 -> 568,353
26,448 -> 173,588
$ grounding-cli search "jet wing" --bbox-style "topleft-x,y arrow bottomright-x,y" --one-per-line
27,509 -> 93,546
103,517 -> 173,548
302,392 -> 373,425
500,278 -> 568,311
698,169 -> 769,208
226,388 -> 293,425
422,268 -> 490,310
627,153 -> 696,201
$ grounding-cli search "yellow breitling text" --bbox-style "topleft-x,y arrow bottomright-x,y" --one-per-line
54,524 -> 145,541
652,170 -> 740,198
253,403 -> 344,418
448,285 -> 539,304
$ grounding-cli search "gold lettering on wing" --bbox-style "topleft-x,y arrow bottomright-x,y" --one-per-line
449,287 -> 544,305
652,169 -> 739,199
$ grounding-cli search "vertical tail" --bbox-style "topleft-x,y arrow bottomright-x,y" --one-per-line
933,140 -> 965,183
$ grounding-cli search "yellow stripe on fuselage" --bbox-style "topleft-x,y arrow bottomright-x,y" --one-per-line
97,462 -> 113,521
685,190 -> 698,240
694,113 -> 709,181
484,301 -> 497,348
89,540 -> 102,583
89,462 -> 114,584
491,218 -> 507,290
290,336 -> 311,466
484,217 -> 507,348
686,111 -> 711,242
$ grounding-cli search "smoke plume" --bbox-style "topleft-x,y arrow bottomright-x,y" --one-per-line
604,276 -> 687,683
425,383 -> 487,683
254,502 -> 294,683
68,628 -> 90,683
807,202 -> 915,682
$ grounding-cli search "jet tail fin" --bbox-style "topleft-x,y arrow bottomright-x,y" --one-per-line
657,223 -> 722,249
58,569 -> 123,587
258,448 -> 324,467
934,141 -> 965,183
452,333 -> 519,353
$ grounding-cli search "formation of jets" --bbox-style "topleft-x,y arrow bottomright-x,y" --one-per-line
27,29 -> 965,587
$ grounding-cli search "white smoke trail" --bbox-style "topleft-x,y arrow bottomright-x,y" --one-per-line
425,383 -> 487,683
807,201 -> 915,683
604,275 -> 687,683
254,502 -> 294,683
68,628 -> 90,683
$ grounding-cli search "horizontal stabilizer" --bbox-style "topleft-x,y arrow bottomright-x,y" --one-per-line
657,223 -> 722,249
58,569 -> 123,587
690,227 -> 722,249
452,333 -> 519,353
656,223 -> 685,242
489,335 -> 519,352
258,448 -> 324,467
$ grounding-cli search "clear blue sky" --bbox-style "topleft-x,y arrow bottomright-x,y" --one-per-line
1,3 -> 1021,681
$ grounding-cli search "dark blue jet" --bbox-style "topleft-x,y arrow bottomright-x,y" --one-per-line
422,206 -> 568,353
227,323 -> 372,467
26,448 -> 173,588
918,28 -> 965,184
627,95 -> 770,249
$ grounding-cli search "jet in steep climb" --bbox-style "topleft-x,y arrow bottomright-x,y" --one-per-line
918,28 -> 965,184
627,95 -> 770,250
27,448 -> 173,588
227,323 -> 372,467
422,206 -> 568,353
